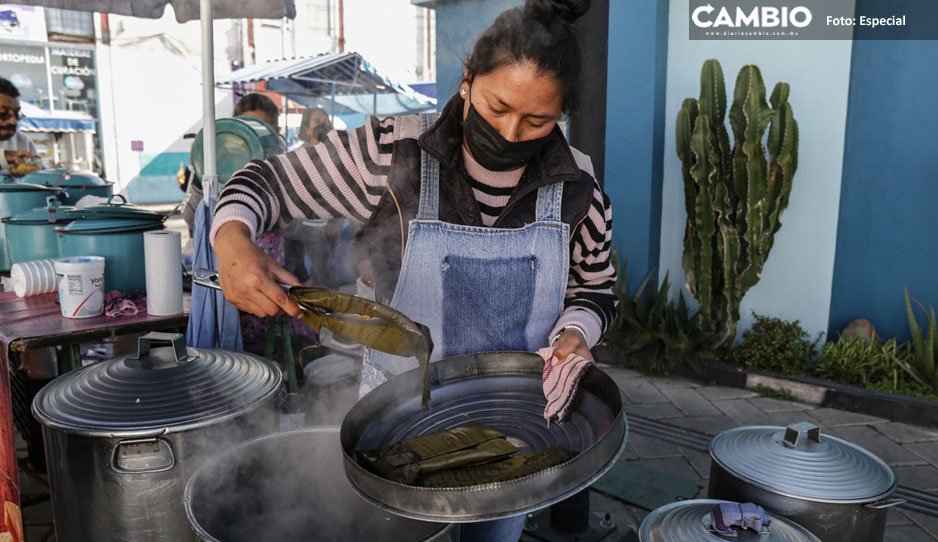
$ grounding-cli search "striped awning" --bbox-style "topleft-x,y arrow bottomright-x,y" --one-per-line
18,102 -> 95,133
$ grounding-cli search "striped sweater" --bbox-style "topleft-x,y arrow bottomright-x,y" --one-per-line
211,110 -> 617,347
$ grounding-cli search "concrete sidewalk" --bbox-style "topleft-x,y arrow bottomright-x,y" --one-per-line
525,364 -> 938,542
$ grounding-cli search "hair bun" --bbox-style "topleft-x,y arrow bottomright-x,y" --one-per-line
525,0 -> 590,25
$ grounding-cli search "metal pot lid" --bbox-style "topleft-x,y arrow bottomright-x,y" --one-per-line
75,194 -> 166,222
0,181 -> 60,193
20,168 -> 110,188
55,217 -> 164,234
710,423 -> 896,503
32,333 -> 282,436
3,205 -> 82,224
639,499 -> 820,542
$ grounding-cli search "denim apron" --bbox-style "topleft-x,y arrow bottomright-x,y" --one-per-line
360,113 -> 570,396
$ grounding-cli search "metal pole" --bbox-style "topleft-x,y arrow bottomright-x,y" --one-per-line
201,0 -> 218,202
373,90 -> 377,116
330,81 -> 336,125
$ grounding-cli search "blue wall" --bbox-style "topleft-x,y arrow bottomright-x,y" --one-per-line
829,27 -> 938,339
603,0 -> 669,293
658,0 -> 854,343
430,0 -> 522,104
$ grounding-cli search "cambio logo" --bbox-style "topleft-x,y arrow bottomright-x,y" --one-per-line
692,4 -> 813,28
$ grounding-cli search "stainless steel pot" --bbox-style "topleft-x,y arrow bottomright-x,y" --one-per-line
639,499 -> 820,541
341,351 -> 627,522
32,332 -> 282,542
708,422 -> 905,542
184,427 -> 453,542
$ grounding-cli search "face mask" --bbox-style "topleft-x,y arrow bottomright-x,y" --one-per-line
462,91 -> 551,171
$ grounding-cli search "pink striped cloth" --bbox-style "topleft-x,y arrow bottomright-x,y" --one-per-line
538,347 -> 594,423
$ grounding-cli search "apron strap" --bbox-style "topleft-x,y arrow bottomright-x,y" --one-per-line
417,112 -> 442,221
535,181 -> 564,222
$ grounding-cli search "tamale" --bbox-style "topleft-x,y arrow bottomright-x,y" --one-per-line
419,445 -> 571,488
358,424 -> 506,475
387,437 -> 519,484
288,286 -> 434,407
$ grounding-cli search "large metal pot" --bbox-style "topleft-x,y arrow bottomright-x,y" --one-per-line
184,427 -> 453,542
55,194 -> 166,292
639,499 -> 820,541
32,332 -> 282,542
19,168 -> 113,205
708,422 -> 904,542
2,203 -> 81,264
342,351 -> 627,522
0,179 -> 60,270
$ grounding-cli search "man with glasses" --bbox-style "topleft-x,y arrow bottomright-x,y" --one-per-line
0,76 -> 41,173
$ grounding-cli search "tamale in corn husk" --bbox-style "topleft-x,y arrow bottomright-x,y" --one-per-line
419,445 -> 571,488
358,424 -> 506,475
387,437 -> 519,484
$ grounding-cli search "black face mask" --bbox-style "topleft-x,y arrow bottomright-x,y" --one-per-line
462,94 -> 551,171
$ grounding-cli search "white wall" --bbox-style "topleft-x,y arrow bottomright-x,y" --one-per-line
95,7 -> 237,192
659,0 -> 854,342
343,0 -> 423,83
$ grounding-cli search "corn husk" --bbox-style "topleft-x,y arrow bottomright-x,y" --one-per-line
358,424 -> 506,475
420,445 -> 571,487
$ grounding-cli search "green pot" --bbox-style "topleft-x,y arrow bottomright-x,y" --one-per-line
190,116 -> 286,187
19,169 -> 114,205
2,205 -> 82,265
0,181 -> 61,271
56,218 -> 165,293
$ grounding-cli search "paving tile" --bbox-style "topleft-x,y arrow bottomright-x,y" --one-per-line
747,396 -> 814,413
906,442 -> 938,468
767,410 -> 830,432
615,377 -> 668,404
903,509 -> 938,540
629,457 -> 705,487
889,508 -> 915,526
627,433 -> 683,459
876,423 -> 938,444
677,446 -> 713,479
624,401 -> 685,420
663,415 -> 739,437
712,399 -> 777,426
828,425 -> 924,466
895,465 -> 938,492
808,407 -> 887,427
602,366 -> 644,379
646,376 -> 700,389
696,386 -> 759,401
660,387 -> 722,417
884,524 -> 938,542
588,490 -> 642,531
627,505 -> 650,521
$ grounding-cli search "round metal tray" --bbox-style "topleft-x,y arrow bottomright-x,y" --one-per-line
340,351 -> 627,522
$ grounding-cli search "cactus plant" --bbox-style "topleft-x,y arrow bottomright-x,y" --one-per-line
676,59 -> 798,348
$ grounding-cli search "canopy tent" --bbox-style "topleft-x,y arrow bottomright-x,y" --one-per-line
215,53 -> 437,117
18,102 -> 95,133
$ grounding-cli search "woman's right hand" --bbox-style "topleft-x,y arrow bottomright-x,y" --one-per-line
212,221 -> 303,318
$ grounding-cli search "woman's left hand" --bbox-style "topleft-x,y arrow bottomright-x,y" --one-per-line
549,329 -> 595,366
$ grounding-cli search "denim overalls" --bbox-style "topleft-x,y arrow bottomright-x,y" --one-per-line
360,113 -> 570,541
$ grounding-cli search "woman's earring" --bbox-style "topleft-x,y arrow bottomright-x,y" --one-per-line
460,89 -> 467,96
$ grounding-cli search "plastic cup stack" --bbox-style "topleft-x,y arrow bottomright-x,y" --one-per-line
10,259 -> 57,297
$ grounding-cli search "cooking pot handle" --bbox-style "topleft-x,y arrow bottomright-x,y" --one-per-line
781,422 -> 821,448
111,438 -> 175,474
866,498 -> 906,509
130,332 -> 195,364
106,193 -> 128,206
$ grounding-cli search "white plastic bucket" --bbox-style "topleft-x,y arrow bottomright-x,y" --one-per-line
54,256 -> 105,319
10,258 -> 57,297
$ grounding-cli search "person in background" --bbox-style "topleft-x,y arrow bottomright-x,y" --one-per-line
181,92 -> 280,234
212,1 -> 610,539
298,107 -> 333,146
0,76 -> 41,173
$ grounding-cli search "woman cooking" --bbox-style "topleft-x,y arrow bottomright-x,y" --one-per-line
211,0 -> 615,539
